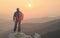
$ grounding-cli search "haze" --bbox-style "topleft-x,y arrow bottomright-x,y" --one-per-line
0,0 -> 60,20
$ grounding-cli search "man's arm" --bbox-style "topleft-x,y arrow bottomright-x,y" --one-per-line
13,12 -> 16,21
19,11 -> 24,20
21,12 -> 24,20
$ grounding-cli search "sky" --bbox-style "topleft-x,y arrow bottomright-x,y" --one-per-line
0,0 -> 60,20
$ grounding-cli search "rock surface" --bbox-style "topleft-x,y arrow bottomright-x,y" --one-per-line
9,32 -> 41,38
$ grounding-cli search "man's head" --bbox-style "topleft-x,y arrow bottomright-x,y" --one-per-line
16,8 -> 19,11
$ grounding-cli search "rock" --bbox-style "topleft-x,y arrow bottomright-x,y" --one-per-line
9,32 -> 32,38
9,32 -> 41,38
34,33 -> 41,38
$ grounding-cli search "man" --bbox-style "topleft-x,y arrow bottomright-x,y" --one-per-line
13,8 -> 24,32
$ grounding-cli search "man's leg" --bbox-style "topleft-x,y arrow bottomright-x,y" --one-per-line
14,21 -> 17,32
18,21 -> 21,32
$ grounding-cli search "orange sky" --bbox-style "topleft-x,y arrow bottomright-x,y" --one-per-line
0,0 -> 60,20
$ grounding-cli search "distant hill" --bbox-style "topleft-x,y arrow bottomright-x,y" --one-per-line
23,17 -> 60,23
22,19 -> 60,35
0,17 -> 60,38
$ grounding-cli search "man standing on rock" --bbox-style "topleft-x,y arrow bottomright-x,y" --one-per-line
13,8 -> 24,32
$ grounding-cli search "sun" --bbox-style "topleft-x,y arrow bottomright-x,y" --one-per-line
28,3 -> 32,7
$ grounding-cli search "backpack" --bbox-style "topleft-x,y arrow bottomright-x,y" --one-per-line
14,11 -> 23,21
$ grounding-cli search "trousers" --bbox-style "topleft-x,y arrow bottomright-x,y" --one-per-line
14,20 -> 21,32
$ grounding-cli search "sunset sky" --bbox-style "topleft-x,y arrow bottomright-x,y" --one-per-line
0,0 -> 60,20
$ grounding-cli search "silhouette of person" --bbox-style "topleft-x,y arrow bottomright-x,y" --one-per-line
13,8 -> 24,32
